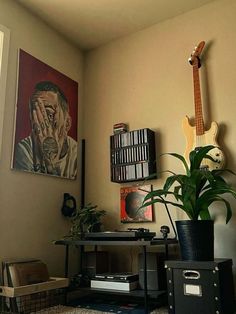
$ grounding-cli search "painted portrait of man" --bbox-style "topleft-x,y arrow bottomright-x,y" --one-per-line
12,49 -> 78,180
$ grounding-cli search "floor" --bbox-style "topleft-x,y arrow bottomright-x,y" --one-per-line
36,305 -> 169,313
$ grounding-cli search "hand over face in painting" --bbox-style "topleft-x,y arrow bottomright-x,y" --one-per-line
30,90 -> 71,174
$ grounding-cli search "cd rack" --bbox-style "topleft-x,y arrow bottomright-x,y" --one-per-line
110,128 -> 156,183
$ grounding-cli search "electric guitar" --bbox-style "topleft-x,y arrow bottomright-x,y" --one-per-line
182,41 -> 225,170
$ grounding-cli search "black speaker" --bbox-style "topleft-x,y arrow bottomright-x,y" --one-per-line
138,252 -> 166,290
82,251 -> 109,278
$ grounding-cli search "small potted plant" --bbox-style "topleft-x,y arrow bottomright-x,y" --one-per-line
65,203 -> 106,240
141,145 -> 236,261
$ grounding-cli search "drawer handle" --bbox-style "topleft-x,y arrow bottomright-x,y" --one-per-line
183,270 -> 200,279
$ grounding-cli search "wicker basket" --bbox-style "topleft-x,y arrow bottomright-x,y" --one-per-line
0,277 -> 69,313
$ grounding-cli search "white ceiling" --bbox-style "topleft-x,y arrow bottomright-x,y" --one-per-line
17,0 -> 216,51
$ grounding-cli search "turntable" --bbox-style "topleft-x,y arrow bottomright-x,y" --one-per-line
84,228 -> 156,241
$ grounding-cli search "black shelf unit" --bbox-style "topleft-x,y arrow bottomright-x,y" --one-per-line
69,285 -> 167,298
54,238 -> 178,313
110,128 -> 156,183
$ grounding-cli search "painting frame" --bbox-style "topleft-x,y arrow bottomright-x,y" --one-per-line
0,24 -> 10,158
120,185 -> 153,223
11,49 -> 78,180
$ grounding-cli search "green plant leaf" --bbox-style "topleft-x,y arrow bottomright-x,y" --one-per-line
189,145 -> 215,170
164,174 -> 185,192
142,197 -> 185,211
163,152 -> 190,175
198,196 -> 232,224
140,145 -> 236,224
199,208 -> 211,220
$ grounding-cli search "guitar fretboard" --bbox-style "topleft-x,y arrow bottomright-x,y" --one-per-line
193,64 -> 204,136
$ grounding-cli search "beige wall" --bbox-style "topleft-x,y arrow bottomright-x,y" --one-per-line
1,0 -> 236,285
84,0 -> 236,277
0,0 -> 83,276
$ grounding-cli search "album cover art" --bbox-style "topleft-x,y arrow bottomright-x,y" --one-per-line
120,185 -> 153,223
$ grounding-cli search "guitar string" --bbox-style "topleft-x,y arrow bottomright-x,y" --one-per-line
193,62 -> 210,170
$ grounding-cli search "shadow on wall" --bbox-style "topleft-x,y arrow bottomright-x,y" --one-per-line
214,223 -> 236,296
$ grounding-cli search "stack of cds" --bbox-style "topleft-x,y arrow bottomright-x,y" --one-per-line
113,123 -> 128,134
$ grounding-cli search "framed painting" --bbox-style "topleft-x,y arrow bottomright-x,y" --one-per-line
0,24 -> 10,157
12,49 -> 78,180
120,185 -> 153,223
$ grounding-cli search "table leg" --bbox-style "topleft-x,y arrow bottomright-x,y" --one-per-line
65,245 -> 69,277
64,245 -> 69,305
142,245 -> 148,313
165,241 -> 169,260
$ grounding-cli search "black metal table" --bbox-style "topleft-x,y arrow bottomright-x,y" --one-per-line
55,238 -> 178,313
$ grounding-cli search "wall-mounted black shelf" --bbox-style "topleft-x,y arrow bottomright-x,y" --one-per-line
110,128 -> 156,183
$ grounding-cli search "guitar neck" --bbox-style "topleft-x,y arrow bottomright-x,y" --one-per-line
193,64 -> 204,136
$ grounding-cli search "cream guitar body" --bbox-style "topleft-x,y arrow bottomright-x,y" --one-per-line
183,41 -> 225,170
182,116 -> 225,170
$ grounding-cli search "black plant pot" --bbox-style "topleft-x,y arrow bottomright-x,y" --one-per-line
176,220 -> 214,261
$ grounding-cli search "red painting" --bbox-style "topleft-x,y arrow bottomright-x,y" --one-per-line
120,185 -> 153,223
12,49 -> 78,180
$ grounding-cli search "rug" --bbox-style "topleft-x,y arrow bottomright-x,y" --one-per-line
35,305 -> 168,313
68,295 -> 168,314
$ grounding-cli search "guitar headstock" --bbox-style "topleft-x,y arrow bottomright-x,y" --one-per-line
188,41 -> 205,68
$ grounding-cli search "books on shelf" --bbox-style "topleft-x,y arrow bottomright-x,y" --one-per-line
3,259 -> 49,287
1,258 -> 50,313
2,258 -> 40,286
91,279 -> 139,291
94,272 -> 139,282
113,123 -> 128,134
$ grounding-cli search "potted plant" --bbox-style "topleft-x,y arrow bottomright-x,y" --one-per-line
64,203 -> 106,240
141,145 -> 236,261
